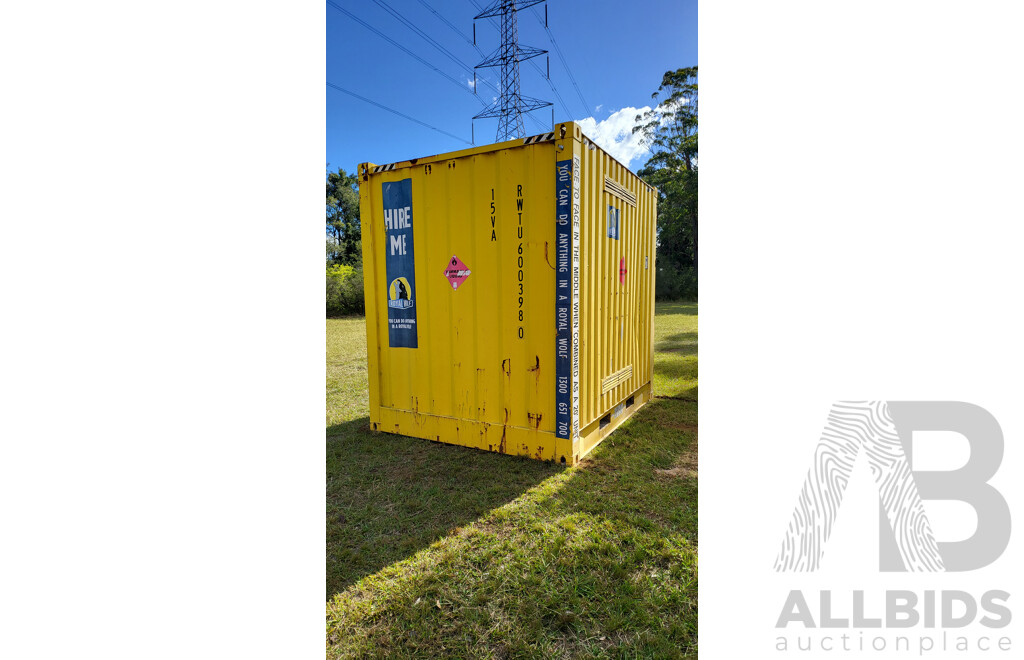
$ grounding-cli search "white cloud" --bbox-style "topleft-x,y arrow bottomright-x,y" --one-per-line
467,77 -> 475,90
575,106 -> 651,168
595,104 -> 603,113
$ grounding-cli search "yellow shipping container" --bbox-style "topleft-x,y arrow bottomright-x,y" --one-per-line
357,121 -> 656,465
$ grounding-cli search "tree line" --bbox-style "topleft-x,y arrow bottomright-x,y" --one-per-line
326,66 -> 697,317
634,66 -> 698,300
325,168 -> 365,316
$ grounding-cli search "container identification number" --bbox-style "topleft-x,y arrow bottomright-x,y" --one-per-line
516,185 -> 524,339
491,186 -> 526,340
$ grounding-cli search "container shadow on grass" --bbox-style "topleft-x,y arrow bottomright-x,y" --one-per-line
655,383 -> 698,403
655,331 -> 697,355
326,397 -> 698,658
326,417 -> 564,598
654,301 -> 698,317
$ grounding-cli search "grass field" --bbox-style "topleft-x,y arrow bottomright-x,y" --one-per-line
327,302 -> 697,658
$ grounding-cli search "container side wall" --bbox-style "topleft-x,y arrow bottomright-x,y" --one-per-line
575,133 -> 657,431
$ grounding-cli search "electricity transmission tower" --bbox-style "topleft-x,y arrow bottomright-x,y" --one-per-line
472,0 -> 552,142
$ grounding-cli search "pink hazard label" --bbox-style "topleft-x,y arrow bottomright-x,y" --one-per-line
443,255 -> 472,290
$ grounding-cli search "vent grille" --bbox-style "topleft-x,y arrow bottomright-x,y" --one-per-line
604,177 -> 637,207
601,365 -> 633,395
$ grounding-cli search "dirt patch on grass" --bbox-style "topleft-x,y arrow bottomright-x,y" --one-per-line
655,440 -> 697,479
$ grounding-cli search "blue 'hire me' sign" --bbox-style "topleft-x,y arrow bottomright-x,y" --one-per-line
382,179 -> 417,348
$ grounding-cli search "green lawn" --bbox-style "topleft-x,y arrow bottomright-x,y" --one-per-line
327,302 -> 697,658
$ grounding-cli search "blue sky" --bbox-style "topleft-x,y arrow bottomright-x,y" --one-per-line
327,0 -> 696,176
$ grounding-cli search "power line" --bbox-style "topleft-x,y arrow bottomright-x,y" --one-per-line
465,0 -> 551,133
371,0 -> 479,81
415,0 -> 499,110
466,0 -> 551,134
327,82 -> 472,145
469,0 -> 568,123
471,0 -> 551,141
374,0 -> 542,132
328,0 -> 546,139
417,0 -> 481,54
372,0 -> 547,134
527,58 -> 571,119
531,6 -> 590,115
327,0 -> 485,107
372,0 -> 512,107
363,0 -> 547,131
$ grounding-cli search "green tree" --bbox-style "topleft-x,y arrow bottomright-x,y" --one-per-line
634,67 -> 698,300
326,263 -> 365,317
326,166 -> 361,266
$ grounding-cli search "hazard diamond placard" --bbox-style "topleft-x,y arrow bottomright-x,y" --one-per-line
443,255 -> 471,290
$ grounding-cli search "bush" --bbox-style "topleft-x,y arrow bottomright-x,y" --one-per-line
327,264 -> 365,317
655,264 -> 697,301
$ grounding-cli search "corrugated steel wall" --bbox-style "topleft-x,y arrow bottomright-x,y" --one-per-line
358,123 -> 655,463
576,135 -> 657,431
